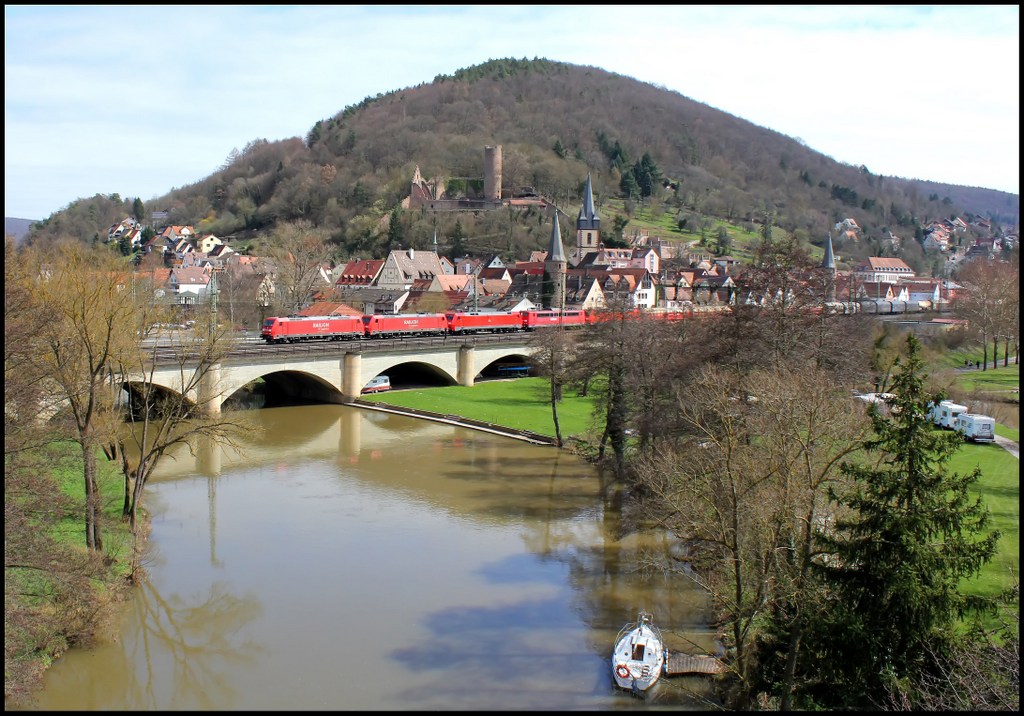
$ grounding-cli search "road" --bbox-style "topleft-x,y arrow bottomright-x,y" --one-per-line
993,434 -> 1019,459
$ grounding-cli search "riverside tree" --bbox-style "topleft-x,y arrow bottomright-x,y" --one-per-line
528,323 -> 578,448
108,304 -> 253,580
4,238 -> 116,699
630,365 -> 868,708
795,333 -> 1000,709
25,241 -> 141,552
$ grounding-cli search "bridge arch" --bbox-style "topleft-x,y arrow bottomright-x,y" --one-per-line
142,338 -> 539,412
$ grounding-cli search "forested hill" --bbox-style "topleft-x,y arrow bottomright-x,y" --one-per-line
24,57 -> 1020,263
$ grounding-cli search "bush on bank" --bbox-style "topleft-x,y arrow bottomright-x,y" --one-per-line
4,442 -> 134,703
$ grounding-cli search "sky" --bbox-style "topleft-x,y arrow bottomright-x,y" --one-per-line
4,5 -> 1019,221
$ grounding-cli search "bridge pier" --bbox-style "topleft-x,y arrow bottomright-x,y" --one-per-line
342,352 -> 362,400
457,344 -> 476,387
200,362 -> 223,415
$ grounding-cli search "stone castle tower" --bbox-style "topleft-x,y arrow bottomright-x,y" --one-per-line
484,145 -> 502,201
576,172 -> 600,253
544,209 -> 567,311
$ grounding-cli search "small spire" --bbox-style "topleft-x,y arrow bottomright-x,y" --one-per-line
548,210 -> 566,263
577,173 -> 600,230
821,232 -> 836,270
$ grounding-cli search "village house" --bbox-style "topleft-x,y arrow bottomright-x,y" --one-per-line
335,258 -> 385,287
195,233 -> 225,254
374,248 -> 447,290
853,257 -> 915,283
833,218 -> 860,243
107,217 -> 142,243
168,266 -> 212,304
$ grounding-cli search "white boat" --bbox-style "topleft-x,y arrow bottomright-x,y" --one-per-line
611,611 -> 666,693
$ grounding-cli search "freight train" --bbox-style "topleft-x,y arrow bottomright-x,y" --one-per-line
260,307 -> 705,344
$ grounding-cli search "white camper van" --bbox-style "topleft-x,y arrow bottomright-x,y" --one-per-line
955,413 -> 996,443
932,400 -> 969,429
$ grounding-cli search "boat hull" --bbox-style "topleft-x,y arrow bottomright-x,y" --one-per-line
611,622 -> 665,692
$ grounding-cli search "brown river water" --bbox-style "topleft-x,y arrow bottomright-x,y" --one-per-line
17,404 -> 721,710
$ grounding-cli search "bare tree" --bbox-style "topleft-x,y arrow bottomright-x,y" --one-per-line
629,365 -> 868,708
26,241 -> 141,552
955,258 -> 1015,370
5,238 -> 115,699
528,326 -> 579,447
108,308 -> 254,580
258,220 -> 335,314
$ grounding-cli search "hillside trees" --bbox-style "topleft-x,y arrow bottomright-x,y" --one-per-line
792,334 -> 1000,709
23,58 -> 1016,266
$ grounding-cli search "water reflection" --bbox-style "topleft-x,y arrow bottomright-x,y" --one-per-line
123,580 -> 263,710
22,404 -> 720,710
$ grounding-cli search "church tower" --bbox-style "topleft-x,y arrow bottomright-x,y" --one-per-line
545,210 -> 567,311
576,173 -> 600,255
820,232 -> 837,303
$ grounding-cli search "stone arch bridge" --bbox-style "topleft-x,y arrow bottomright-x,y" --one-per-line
138,334 -> 536,413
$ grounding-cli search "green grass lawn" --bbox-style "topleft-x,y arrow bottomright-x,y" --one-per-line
362,377 -> 602,439
947,441 -> 1020,601
47,441 -> 134,573
955,363 -> 1020,395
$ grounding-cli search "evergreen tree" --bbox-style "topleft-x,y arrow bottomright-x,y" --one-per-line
132,197 -> 146,223
450,218 -> 466,257
633,152 -> 661,198
386,208 -> 404,252
799,334 -> 1000,709
620,171 -> 640,200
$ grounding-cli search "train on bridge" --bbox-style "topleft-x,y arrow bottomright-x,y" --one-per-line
261,299 -> 944,345
260,307 -> 720,344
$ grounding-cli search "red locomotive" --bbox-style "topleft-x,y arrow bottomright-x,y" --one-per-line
362,313 -> 448,339
261,315 -> 364,344
446,311 -> 525,334
521,309 -> 588,330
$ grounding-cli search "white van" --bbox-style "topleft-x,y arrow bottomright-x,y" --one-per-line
955,413 -> 996,443
361,375 -> 391,394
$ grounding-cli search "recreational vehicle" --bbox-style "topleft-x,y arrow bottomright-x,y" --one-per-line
954,413 -> 996,443
930,400 -> 968,429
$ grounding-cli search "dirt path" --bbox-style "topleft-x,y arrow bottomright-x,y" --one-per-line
993,434 -> 1019,459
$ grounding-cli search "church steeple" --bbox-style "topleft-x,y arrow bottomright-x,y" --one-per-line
576,173 -> 600,253
821,232 -> 836,271
821,232 -> 837,303
545,210 -> 567,310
